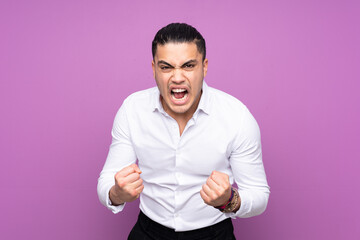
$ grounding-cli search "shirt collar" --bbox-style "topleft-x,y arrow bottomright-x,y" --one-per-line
196,81 -> 210,115
152,88 -> 164,113
152,81 -> 211,116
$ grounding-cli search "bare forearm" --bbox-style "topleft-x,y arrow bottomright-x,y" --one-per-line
109,185 -> 125,206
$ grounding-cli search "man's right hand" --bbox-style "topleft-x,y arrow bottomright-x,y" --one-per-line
109,164 -> 144,206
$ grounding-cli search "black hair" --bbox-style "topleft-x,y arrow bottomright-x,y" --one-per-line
152,23 -> 206,61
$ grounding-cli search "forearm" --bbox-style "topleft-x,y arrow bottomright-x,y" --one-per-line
109,185 -> 125,206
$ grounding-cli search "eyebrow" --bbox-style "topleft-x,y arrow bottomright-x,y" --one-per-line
157,59 -> 198,68
157,60 -> 174,68
181,60 -> 198,67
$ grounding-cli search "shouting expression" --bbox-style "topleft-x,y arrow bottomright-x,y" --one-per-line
152,42 -> 208,120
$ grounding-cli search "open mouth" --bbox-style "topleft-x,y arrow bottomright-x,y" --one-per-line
171,88 -> 188,101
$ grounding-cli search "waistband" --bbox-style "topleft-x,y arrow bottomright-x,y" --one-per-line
138,211 -> 233,235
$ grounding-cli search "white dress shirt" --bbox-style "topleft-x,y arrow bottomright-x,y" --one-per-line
97,82 -> 270,231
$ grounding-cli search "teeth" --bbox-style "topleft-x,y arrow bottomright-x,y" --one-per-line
172,88 -> 186,93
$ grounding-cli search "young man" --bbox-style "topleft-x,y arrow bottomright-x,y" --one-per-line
97,23 -> 270,239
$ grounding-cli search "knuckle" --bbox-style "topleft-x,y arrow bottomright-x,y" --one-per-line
131,189 -> 138,197
210,192 -> 217,200
215,189 -> 222,196
118,180 -> 126,188
114,172 -> 122,180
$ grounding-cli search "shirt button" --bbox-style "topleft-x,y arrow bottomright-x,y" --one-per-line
175,213 -> 179,217
176,172 -> 181,178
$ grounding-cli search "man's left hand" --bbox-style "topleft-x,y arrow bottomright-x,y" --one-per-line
200,171 -> 232,207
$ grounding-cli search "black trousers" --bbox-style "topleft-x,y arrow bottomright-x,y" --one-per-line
128,211 -> 236,240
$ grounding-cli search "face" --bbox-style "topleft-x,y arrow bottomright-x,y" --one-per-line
152,42 -> 208,120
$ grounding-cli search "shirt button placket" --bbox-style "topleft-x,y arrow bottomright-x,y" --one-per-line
174,150 -> 182,229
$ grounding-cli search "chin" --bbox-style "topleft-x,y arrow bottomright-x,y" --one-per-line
169,105 -> 191,114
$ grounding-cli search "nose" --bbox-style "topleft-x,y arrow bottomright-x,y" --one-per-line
171,68 -> 185,83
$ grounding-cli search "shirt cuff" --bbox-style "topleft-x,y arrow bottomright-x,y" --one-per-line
105,186 -> 126,214
225,189 -> 252,219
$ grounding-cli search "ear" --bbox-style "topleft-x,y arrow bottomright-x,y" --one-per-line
152,60 -> 155,78
203,58 -> 208,78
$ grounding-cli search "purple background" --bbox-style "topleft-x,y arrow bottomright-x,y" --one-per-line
1,0 -> 359,239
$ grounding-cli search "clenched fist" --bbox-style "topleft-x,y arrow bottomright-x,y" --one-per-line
200,171 -> 232,207
109,164 -> 144,206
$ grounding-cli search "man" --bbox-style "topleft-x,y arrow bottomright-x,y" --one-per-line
97,23 -> 270,239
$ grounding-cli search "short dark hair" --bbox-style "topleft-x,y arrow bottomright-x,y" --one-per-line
152,23 -> 206,61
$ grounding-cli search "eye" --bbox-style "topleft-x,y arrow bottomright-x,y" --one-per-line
184,64 -> 195,69
160,65 -> 170,70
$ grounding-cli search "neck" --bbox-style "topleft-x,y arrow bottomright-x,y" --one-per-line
161,91 -> 202,135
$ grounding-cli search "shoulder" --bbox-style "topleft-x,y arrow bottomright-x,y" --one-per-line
123,87 -> 158,106
207,86 -> 248,115
208,86 -> 260,135
114,86 -> 158,120
119,87 -> 159,113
